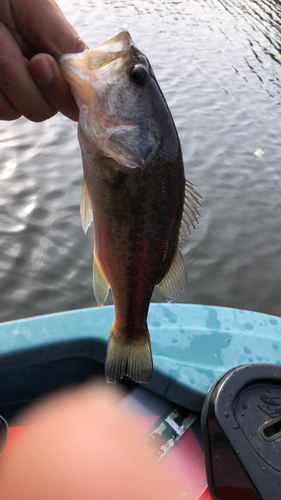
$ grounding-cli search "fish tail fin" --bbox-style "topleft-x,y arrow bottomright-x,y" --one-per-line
105,325 -> 153,383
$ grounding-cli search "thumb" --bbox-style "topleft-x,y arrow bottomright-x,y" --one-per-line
29,53 -> 80,121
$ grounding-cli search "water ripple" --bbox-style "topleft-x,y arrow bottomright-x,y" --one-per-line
1,0 -> 281,321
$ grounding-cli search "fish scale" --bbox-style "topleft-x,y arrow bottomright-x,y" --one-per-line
57,30 -> 202,383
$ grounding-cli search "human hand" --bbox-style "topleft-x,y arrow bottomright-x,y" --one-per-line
0,0 -> 88,122
0,383 -> 180,499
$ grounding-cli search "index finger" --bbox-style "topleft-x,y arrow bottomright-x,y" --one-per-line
8,0 -> 87,55
0,23 -> 58,121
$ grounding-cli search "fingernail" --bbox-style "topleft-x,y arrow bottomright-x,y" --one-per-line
31,57 -> 54,85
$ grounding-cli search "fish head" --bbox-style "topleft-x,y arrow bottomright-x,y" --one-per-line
57,31 -> 174,170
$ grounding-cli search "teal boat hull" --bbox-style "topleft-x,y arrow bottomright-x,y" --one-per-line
0,303 -> 281,416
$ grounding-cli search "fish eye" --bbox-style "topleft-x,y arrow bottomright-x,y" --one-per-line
129,65 -> 149,85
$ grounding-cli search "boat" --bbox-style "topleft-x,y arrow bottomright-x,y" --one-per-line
0,303 -> 281,499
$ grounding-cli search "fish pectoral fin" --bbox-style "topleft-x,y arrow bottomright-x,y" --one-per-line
80,180 -> 93,234
93,252 -> 110,307
105,325 -> 153,383
179,179 -> 203,242
157,246 -> 187,302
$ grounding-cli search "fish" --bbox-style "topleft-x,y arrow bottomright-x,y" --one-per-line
56,31 -> 202,384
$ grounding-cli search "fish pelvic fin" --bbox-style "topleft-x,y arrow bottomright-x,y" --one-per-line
105,325 -> 153,383
93,252 -> 110,307
179,179 -> 203,242
80,180 -> 93,234
157,245 -> 187,302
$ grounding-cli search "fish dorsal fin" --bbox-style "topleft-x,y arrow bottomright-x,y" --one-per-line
157,246 -> 187,302
179,180 -> 203,242
93,251 -> 110,307
80,180 -> 93,234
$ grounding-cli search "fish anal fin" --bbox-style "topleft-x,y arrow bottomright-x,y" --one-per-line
157,246 -> 187,302
180,179 -> 203,243
105,325 -> 153,383
93,252 -> 110,307
80,180 -> 93,234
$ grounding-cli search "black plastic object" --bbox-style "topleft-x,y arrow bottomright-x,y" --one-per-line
201,363 -> 281,500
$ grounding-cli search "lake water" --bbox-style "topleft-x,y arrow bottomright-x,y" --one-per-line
1,0 -> 281,323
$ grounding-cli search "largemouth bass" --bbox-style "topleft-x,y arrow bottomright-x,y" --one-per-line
57,31 -> 202,383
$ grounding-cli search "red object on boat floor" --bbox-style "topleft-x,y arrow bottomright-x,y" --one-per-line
3,386 -> 211,500
2,426 -> 30,460
4,424 -> 211,499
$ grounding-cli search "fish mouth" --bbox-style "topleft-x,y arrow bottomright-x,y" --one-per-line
56,30 -> 132,86
57,31 -> 157,170
89,30 -> 132,58
56,30 -> 134,113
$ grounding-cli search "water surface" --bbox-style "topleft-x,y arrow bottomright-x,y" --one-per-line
0,0 -> 281,322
